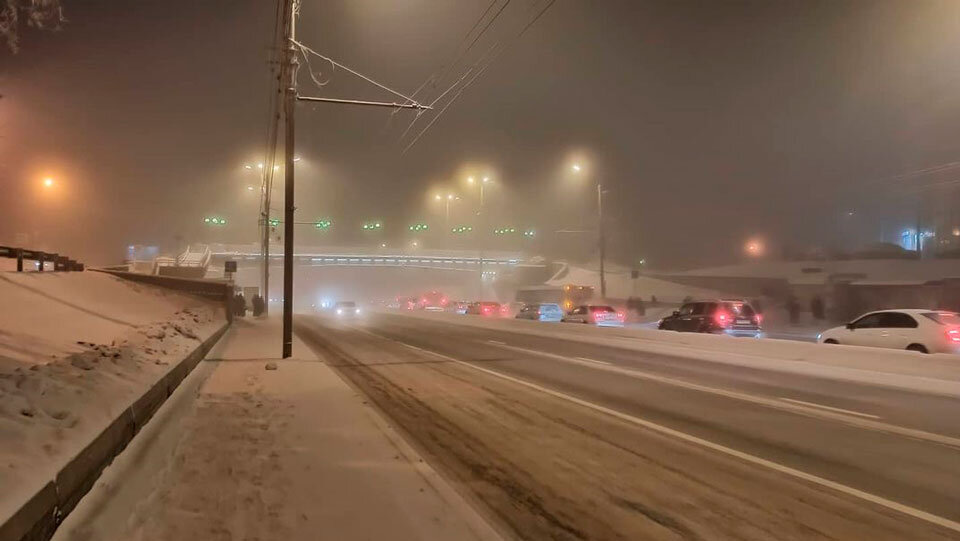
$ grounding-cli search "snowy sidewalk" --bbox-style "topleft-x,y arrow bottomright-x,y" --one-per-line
54,316 -> 501,541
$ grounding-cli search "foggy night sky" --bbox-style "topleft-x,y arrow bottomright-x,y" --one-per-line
2,0 -> 960,268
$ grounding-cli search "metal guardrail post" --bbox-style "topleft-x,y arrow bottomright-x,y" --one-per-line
37,252 -> 45,272
16,248 -> 23,272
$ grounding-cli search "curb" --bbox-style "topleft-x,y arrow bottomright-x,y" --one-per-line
0,322 -> 230,541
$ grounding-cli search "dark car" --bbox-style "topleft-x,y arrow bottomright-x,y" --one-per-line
658,300 -> 762,338
466,301 -> 507,317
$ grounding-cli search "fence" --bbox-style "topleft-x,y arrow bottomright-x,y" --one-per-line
0,246 -> 84,272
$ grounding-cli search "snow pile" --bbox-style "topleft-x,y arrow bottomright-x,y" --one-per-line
671,259 -> 960,284
0,271 -> 226,522
547,264 -> 735,303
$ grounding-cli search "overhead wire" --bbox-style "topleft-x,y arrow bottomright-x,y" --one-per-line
402,0 -> 557,154
390,0 -> 508,137
293,39 -> 425,107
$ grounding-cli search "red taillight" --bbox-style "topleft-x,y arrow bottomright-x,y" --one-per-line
947,328 -> 960,342
715,311 -> 731,327
616,311 -> 625,322
482,306 -> 492,314
500,305 -> 509,315
440,297 -> 448,306
755,313 -> 763,325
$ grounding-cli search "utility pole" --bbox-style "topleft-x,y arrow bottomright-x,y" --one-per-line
281,0 -> 297,358
597,182 -> 607,299
261,169 -> 271,314
478,181 -> 485,299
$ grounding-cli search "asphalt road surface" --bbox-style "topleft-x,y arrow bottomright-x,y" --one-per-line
296,312 -> 960,540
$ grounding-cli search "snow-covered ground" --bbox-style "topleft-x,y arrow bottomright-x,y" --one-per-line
547,264 -> 735,303
0,271 -> 226,523
670,258 -> 960,283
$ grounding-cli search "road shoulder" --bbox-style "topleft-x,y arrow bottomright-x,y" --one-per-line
54,316 -> 502,541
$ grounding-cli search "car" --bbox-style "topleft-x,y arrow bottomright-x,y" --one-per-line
658,299 -> 762,337
818,309 -> 960,354
515,302 -> 564,322
466,301 -> 507,317
418,290 -> 448,311
562,305 -> 625,327
448,301 -> 469,314
334,301 -> 361,317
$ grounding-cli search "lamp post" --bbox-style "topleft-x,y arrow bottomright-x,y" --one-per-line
467,176 -> 493,296
572,164 -> 607,299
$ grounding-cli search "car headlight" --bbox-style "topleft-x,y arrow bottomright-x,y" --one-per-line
355,308 -> 361,314
337,309 -> 343,315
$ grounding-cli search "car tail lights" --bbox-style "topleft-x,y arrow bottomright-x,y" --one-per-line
715,311 -> 731,327
947,328 -> 960,342
500,304 -> 510,316
754,314 -> 763,325
616,311 -> 625,322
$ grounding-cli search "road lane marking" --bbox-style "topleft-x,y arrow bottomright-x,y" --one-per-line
487,340 -> 507,345
352,328 -> 960,535
779,397 -> 880,419
487,342 -> 960,451
575,356 -> 611,365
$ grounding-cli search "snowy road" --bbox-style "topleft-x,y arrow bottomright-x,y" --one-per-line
297,312 -> 960,540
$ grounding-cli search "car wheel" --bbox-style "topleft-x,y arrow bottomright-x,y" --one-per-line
823,339 -> 839,344
906,344 -> 929,354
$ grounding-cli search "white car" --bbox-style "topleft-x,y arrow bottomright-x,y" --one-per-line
818,309 -> 960,354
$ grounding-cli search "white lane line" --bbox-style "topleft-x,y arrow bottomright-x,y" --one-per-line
488,342 -> 960,450
779,397 -> 880,420
487,340 -> 507,346
354,328 -> 960,535
575,356 -> 611,366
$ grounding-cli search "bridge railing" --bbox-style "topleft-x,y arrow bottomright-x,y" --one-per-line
0,245 -> 84,272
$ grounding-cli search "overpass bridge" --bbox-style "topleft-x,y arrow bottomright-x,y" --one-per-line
204,243 -> 535,273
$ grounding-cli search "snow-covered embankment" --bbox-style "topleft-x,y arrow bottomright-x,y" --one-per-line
0,271 -> 228,531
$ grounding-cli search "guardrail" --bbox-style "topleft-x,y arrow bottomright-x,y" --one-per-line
0,246 -> 84,272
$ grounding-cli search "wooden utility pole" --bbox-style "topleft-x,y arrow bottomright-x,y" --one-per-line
281,0 -> 297,358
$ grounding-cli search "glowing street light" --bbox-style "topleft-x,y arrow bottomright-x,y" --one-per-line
571,164 -> 582,173
257,163 -> 264,169
43,177 -> 54,188
745,238 -> 764,257
247,185 -> 255,191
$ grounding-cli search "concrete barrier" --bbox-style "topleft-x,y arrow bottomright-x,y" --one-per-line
0,295 -> 230,540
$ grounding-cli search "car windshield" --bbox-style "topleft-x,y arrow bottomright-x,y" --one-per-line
540,304 -> 561,311
589,306 -> 615,313
921,312 -> 960,325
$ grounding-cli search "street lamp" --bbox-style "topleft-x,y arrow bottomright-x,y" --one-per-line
434,193 -> 459,232
571,163 -> 607,299
43,177 -> 54,188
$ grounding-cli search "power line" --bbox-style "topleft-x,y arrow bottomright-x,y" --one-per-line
293,39 -> 426,107
402,0 -> 557,154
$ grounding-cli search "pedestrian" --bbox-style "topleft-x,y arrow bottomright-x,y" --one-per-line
252,295 -> 265,316
235,293 -> 247,317
786,295 -> 800,325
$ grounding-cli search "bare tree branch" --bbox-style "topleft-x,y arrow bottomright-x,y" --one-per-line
1,0 -> 65,53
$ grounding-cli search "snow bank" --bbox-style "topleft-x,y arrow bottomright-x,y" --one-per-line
0,271 -> 226,523
547,264 -> 735,303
